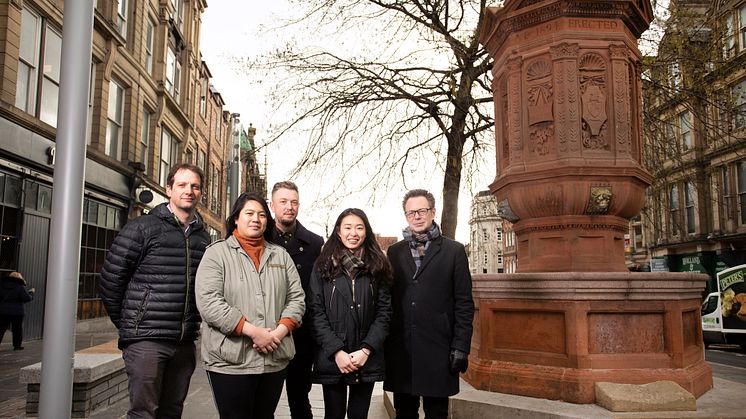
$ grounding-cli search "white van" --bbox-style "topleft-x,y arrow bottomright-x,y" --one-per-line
701,264 -> 746,350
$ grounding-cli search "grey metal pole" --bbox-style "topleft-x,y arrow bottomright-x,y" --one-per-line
38,1 -> 94,418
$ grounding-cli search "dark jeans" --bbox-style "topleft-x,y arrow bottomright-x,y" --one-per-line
393,392 -> 449,419
0,314 -> 24,348
121,340 -> 196,419
321,381 -> 374,419
206,369 -> 286,419
285,342 -> 314,419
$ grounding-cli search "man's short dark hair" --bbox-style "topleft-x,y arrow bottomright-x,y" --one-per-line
271,181 -> 299,196
167,163 -> 204,188
402,189 -> 436,210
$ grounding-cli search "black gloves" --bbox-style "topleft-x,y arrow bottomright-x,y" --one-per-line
449,349 -> 468,374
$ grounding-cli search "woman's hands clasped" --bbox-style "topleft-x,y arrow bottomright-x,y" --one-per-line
243,323 -> 289,354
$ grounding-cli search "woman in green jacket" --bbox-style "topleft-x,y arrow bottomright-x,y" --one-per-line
196,192 -> 305,419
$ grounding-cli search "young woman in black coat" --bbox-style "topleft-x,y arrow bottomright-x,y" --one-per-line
307,208 -> 392,419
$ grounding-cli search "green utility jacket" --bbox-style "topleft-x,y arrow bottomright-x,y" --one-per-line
196,235 -> 305,374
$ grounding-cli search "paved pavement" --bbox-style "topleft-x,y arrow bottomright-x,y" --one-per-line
2,320 -> 745,418
0,319 -> 390,419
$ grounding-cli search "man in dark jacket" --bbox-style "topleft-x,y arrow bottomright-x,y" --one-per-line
269,181 -> 323,419
384,189 -> 475,419
100,163 -> 210,419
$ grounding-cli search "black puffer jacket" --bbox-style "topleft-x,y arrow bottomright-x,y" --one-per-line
307,269 -> 391,385
100,203 -> 210,348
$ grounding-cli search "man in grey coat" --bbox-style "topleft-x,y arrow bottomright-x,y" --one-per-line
384,189 -> 474,419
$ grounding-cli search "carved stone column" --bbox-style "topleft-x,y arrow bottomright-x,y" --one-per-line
468,0 -> 713,403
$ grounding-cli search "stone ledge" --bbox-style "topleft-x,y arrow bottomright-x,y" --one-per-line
19,353 -> 124,384
595,381 -> 696,412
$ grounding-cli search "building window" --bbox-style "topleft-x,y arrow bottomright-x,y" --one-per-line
208,227 -> 219,243
665,120 -> 677,157
496,228 -> 502,242
668,61 -> 681,89
0,172 -> 22,273
723,165 -> 734,223
731,79 -> 746,129
140,109 -> 152,175
215,112 -> 222,143
86,62 -> 96,145
16,7 -> 41,115
197,149 -> 206,173
740,5 -> 746,51
106,79 -> 125,159
200,77 -> 208,117
171,0 -> 184,32
679,111 -> 692,150
166,46 -> 181,101
39,26 -> 62,126
482,228 -> 487,242
116,0 -> 127,39
725,14 -> 736,58
159,127 -> 179,187
145,19 -> 155,74
738,161 -> 746,225
210,164 -> 220,213
16,6 -> 62,127
684,181 -> 695,234
185,148 -> 194,165
80,198 -> 122,301
669,184 -> 680,236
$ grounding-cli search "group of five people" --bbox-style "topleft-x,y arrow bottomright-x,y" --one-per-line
100,163 -> 474,419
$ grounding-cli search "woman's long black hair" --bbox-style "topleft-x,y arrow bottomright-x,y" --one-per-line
224,192 -> 275,241
315,208 -> 393,284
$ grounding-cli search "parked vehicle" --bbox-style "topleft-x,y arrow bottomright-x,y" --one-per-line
701,264 -> 746,350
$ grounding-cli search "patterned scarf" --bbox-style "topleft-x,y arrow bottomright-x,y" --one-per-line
403,222 -> 441,272
339,249 -> 365,279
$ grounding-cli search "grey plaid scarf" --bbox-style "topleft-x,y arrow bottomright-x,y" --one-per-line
339,249 -> 365,279
403,222 -> 441,272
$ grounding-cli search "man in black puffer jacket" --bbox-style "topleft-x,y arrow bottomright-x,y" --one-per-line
100,163 -> 210,419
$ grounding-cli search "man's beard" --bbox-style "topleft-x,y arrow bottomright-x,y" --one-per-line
278,216 -> 296,227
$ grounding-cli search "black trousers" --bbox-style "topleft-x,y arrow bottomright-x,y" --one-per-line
207,369 -> 286,419
393,392 -> 449,419
0,314 -> 24,349
285,342 -> 314,418
321,381 -> 374,419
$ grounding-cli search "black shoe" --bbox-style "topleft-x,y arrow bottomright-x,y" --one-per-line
13,347 -> 24,350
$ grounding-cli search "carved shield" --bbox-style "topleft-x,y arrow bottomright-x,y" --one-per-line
581,84 -> 606,135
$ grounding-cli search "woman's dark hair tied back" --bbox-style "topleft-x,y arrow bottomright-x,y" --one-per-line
225,192 -> 275,241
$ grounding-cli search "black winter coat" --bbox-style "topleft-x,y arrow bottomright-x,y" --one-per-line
308,268 -> 391,385
100,203 -> 210,348
384,235 -> 474,397
0,279 -> 33,316
270,221 -> 323,348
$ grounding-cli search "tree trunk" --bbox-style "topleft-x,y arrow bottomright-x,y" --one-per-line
440,136 -> 464,239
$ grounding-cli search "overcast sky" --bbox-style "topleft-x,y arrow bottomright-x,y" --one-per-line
199,1 -> 489,242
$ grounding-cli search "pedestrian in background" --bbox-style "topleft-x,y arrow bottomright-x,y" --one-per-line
100,163 -> 211,419
0,271 -> 35,350
196,192 -> 305,419
307,208 -> 392,419
269,181 -> 324,419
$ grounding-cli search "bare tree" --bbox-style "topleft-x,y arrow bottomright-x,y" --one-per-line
245,0 -> 495,238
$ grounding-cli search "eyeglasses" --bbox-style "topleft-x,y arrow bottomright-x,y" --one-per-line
405,208 -> 432,219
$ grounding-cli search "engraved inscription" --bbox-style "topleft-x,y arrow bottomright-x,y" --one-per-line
568,19 -> 619,30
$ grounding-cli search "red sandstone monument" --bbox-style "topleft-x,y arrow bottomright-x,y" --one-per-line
465,0 -> 713,403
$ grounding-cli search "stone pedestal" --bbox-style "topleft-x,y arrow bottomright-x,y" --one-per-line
470,0 -> 714,404
464,273 -> 713,403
